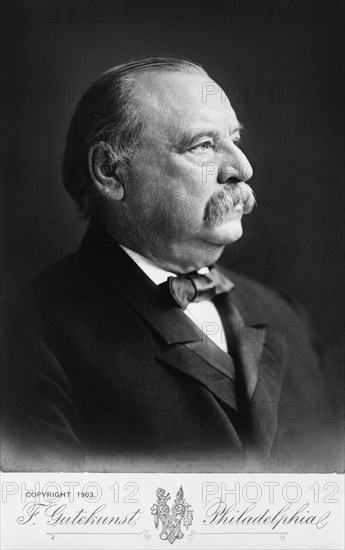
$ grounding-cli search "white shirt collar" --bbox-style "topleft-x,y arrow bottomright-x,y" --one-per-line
119,245 -> 209,285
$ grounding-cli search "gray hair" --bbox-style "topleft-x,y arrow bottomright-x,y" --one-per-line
63,56 -> 206,217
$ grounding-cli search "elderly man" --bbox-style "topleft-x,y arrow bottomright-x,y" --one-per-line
2,57 -> 331,472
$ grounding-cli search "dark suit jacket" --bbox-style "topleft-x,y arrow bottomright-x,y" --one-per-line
1,222 -> 337,472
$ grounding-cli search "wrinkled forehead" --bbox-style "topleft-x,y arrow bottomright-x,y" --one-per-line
134,71 -> 239,138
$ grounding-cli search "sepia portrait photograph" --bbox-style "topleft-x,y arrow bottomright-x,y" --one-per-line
1,0 -> 344,484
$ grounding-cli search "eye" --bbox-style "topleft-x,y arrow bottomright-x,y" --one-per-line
231,134 -> 242,145
190,140 -> 215,153
232,128 -> 246,145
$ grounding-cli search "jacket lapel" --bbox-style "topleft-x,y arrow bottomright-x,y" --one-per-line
250,332 -> 288,455
214,291 -> 266,400
79,223 -> 289,454
156,341 -> 238,411
109,262 -> 240,412
228,275 -> 289,455
78,222 -> 238,411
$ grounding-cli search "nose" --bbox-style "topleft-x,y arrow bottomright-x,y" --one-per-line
217,142 -> 253,184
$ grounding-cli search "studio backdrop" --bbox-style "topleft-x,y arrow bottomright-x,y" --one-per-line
2,0 -> 344,374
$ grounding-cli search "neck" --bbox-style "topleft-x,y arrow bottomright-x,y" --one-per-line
100,217 -> 225,273
119,240 -> 224,274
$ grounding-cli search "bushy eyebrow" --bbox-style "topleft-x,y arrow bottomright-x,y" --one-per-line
173,123 -> 245,151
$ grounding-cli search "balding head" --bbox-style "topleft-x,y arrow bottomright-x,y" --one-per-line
63,57 -> 206,217
64,57 -> 254,272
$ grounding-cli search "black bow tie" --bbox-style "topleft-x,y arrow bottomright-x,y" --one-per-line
161,267 -> 234,310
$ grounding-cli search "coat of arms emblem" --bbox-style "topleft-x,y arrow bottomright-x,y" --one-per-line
151,486 -> 193,544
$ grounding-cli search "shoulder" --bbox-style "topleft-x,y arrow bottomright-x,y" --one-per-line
5,248 -> 107,338
218,265 -> 311,326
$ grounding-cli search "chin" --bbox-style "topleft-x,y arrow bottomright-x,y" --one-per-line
208,219 -> 244,245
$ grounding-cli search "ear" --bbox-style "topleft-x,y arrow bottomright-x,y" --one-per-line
88,141 -> 125,201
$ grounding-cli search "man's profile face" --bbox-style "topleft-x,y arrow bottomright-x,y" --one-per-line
118,70 -> 254,272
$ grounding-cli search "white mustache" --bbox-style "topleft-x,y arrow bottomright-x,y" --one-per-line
204,182 -> 256,225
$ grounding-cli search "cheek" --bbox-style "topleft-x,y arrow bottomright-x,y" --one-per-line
162,156 -> 213,211
159,179 -> 208,229
152,189 -> 202,235
128,149 -> 212,227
